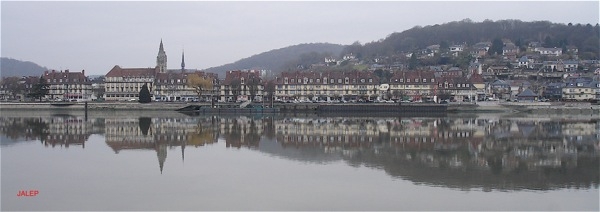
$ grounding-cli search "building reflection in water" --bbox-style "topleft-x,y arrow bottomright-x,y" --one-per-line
1,114 -> 598,190
104,116 -> 219,173
0,114 -> 103,148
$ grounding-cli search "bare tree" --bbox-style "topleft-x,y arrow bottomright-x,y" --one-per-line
0,77 -> 25,100
187,74 -> 213,101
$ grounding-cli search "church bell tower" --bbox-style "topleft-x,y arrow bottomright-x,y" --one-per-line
156,39 -> 167,73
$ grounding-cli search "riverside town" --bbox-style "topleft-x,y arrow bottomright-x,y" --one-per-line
1,39 -> 599,113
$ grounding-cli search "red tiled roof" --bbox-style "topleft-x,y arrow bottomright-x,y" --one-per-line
223,70 -> 262,85
469,73 -> 484,84
105,65 -> 158,78
43,70 -> 88,84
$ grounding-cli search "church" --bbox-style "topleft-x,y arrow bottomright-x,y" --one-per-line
104,40 -> 218,102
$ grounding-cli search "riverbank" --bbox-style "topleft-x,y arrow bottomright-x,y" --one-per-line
0,101 -> 598,115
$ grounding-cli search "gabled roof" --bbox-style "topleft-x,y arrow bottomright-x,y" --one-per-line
105,65 -> 158,78
517,88 -> 537,97
223,70 -> 262,85
518,56 -> 529,62
491,79 -> 509,85
468,73 -> 484,84
44,70 -> 89,84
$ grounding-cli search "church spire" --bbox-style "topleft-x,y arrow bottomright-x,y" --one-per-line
181,49 -> 185,71
156,39 -> 167,73
159,39 -> 164,53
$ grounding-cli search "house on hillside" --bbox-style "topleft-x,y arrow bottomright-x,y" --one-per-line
516,88 -> 538,102
562,77 -> 597,101
542,82 -> 564,100
518,56 -> 534,69
490,79 -> 511,100
537,47 -> 562,56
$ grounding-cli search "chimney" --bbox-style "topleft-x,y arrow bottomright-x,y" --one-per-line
52,70 -> 55,73
82,69 -> 85,76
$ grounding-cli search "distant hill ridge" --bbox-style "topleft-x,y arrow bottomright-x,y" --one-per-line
3,20 -> 598,78
339,19 -> 599,61
204,43 -> 345,76
1,57 -> 48,78
206,20 -> 599,76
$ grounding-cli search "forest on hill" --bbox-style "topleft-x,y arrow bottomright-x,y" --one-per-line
206,19 -> 599,75
204,43 -> 345,76
340,19 -> 600,61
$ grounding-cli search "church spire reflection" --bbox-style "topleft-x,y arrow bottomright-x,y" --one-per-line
104,116 -> 219,173
2,114 -> 597,190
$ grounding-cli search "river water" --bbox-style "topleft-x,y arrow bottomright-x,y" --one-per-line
1,110 -> 598,211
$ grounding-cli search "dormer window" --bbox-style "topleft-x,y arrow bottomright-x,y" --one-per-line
423,79 -> 427,83
407,79 -> 410,83
415,79 -> 419,83
316,79 -> 320,83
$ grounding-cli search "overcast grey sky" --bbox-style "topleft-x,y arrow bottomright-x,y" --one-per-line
2,1 -> 599,76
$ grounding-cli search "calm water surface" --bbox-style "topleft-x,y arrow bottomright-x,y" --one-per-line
1,110 -> 598,211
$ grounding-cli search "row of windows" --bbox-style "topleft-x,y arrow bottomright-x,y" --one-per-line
47,78 -> 83,83
281,78 -> 438,85
106,94 -> 139,98
283,77 -> 375,84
